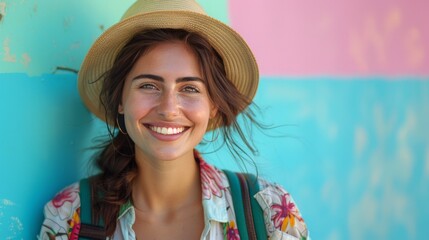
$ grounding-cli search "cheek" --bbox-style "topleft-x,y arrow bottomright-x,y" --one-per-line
122,95 -> 155,120
181,98 -> 212,122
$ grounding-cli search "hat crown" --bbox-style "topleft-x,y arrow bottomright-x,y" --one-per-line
122,0 -> 206,20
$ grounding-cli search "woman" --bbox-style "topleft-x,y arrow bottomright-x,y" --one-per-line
39,0 -> 310,239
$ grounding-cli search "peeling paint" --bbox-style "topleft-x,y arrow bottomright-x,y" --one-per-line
0,2 -> 6,22
405,27 -> 425,68
1,199 -> 15,206
346,9 -> 428,74
6,216 -> 24,239
63,16 -> 73,30
9,216 -> 24,231
0,199 -> 24,239
21,53 -> 31,66
70,41 -> 80,49
349,29 -> 369,72
364,15 -> 387,66
2,38 -> 16,62
0,2 -> 6,15
385,6 -> 402,34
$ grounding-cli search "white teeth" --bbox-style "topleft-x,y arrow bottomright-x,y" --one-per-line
149,126 -> 184,135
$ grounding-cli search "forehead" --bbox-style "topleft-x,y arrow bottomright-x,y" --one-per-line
127,41 -> 203,80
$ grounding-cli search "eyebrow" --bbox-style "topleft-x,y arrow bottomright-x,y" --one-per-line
132,74 -> 205,83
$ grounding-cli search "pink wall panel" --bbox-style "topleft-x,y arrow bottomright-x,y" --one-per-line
229,0 -> 429,76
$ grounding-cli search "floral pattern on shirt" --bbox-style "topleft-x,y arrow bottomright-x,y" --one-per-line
224,220 -> 240,240
39,182 -> 80,240
271,193 -> 303,232
39,152 -> 309,240
199,153 -> 226,199
47,184 -> 79,220
255,180 -> 309,239
67,209 -> 81,240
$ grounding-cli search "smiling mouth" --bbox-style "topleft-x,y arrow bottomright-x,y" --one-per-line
148,125 -> 186,135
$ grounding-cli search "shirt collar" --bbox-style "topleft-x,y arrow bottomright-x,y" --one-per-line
195,150 -> 229,223
117,150 -> 229,223
118,200 -> 133,219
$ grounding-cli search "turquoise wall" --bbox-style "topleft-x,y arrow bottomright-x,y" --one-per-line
1,0 -> 428,239
204,78 -> 429,239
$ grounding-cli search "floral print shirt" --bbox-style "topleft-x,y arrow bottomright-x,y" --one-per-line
39,153 -> 310,240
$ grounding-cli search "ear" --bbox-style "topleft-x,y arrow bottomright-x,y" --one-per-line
118,103 -> 124,114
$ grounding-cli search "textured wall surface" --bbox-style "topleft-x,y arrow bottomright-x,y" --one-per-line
230,0 -> 429,75
1,0 -> 428,239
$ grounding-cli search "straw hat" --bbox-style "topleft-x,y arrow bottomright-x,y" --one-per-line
78,0 -> 259,123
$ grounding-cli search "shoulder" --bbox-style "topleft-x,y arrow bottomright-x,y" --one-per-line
255,177 -> 310,240
217,167 -> 311,240
38,182 -> 81,240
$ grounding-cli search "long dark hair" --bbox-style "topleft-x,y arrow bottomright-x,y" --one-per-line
93,28 -> 262,235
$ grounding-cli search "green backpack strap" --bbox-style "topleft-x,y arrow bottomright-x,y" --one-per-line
78,176 -> 106,240
223,169 -> 250,240
223,170 -> 268,240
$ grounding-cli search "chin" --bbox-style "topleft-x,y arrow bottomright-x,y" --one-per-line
143,147 -> 195,162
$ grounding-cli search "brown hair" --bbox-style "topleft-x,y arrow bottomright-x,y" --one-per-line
93,28 -> 261,235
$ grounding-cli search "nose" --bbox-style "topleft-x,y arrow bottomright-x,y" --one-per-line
157,91 -> 180,119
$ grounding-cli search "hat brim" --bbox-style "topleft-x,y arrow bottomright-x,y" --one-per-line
78,11 -> 259,123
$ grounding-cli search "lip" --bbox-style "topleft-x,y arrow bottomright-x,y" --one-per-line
143,123 -> 190,141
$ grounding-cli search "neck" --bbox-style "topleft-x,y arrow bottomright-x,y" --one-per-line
131,150 -> 201,214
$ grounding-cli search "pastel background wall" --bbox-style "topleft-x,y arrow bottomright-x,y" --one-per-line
1,0 -> 428,239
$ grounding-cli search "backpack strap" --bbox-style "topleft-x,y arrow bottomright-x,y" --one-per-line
223,170 -> 250,239
78,176 -> 106,240
223,170 -> 268,240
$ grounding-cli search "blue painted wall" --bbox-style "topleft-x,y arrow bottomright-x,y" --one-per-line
1,0 -> 428,239
204,78 -> 429,239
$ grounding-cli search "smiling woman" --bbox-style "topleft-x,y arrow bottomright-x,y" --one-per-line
38,1 -> 310,239
119,40 -> 216,163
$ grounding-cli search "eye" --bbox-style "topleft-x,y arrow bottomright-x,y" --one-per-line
182,85 -> 200,93
139,83 -> 158,90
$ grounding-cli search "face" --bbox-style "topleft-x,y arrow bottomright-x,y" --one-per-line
119,41 -> 217,162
